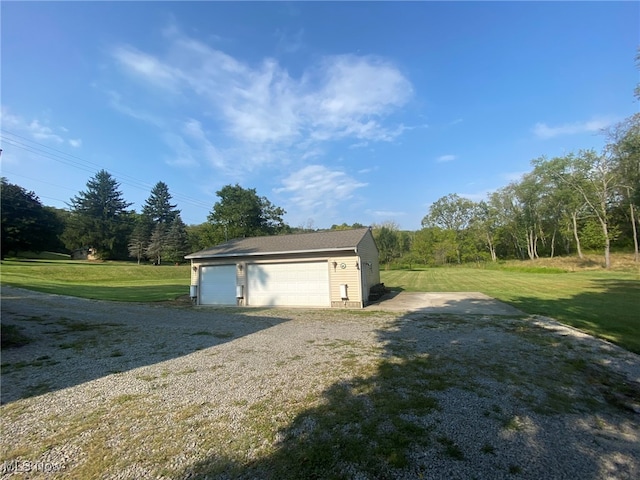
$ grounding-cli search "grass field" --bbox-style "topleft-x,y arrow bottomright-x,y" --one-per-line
381,258 -> 640,354
0,259 -> 190,302
1,254 -> 639,353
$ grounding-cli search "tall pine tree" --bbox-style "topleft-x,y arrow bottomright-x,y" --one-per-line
128,214 -> 153,264
146,223 -> 167,265
143,181 -> 180,225
67,170 -> 132,259
163,214 -> 189,264
133,181 -> 181,263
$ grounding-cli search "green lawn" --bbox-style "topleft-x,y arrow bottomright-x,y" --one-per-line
381,267 -> 640,354
0,259 -> 190,302
1,258 -> 639,354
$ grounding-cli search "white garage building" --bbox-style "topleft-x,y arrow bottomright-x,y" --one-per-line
185,228 -> 380,308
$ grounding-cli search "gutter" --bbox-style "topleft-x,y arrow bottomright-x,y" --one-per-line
185,246 -> 357,260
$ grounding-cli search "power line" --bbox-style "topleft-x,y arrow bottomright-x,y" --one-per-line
0,129 -> 214,212
2,169 -> 80,194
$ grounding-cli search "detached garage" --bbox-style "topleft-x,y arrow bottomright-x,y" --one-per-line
185,228 -> 380,308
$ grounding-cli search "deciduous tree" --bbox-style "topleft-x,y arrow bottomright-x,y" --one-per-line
422,194 -> 476,263
1,178 -> 64,258
208,184 -> 287,240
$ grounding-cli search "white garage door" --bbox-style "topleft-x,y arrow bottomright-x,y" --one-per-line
247,262 -> 330,307
200,265 -> 237,305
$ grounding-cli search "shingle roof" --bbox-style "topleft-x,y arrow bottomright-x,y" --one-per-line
185,228 -> 373,259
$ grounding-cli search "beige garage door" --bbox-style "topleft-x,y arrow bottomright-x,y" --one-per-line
247,262 -> 330,307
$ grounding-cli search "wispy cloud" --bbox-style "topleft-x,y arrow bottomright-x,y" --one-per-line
275,165 -> 367,216
436,154 -> 457,163
111,45 -> 183,93
458,190 -> 492,202
0,107 -> 79,146
368,209 -> 407,218
501,171 -> 527,183
162,118 -> 228,170
533,117 -> 614,139
109,28 -> 413,169
107,90 -> 164,127
275,28 -> 305,54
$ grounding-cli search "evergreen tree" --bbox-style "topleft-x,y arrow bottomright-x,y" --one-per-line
146,223 -> 167,265
142,181 -> 180,225
132,181 -> 181,263
163,215 -> 189,264
128,214 -> 153,264
67,170 -> 132,259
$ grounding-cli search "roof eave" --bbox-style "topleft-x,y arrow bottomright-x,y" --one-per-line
185,246 -> 357,260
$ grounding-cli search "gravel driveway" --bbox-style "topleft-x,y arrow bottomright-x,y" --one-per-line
1,286 -> 639,479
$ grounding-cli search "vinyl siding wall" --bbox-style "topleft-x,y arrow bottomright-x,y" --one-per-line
328,255 -> 362,308
354,231 -> 380,305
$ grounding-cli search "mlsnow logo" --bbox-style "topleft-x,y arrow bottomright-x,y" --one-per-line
1,460 -> 65,473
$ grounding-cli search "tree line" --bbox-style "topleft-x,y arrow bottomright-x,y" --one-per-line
1,174 -> 289,263
2,113 -> 637,267
373,114 -> 639,269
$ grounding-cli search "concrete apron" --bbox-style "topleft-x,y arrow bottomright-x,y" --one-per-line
366,291 -> 523,316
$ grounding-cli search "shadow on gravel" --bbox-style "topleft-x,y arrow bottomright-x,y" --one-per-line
0,288 -> 289,404
181,298 -> 639,479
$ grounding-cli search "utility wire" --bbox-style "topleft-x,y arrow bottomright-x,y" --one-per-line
0,129 -> 214,212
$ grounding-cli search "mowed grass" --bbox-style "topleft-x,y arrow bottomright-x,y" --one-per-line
1,255 -> 638,353
0,259 -> 190,302
381,259 -> 640,354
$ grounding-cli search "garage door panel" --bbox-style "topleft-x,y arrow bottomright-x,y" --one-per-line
200,265 -> 236,305
247,262 -> 329,307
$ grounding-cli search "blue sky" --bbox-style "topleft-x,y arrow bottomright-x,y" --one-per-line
1,1 -> 638,230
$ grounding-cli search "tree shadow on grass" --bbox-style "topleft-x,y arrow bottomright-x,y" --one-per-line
179,300 -> 640,480
502,278 -> 640,354
0,287 -> 289,404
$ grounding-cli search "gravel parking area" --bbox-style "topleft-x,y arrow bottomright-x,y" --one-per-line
1,286 -> 639,479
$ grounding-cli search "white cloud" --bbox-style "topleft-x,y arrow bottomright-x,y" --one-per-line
501,171 -> 527,183
276,164 -> 367,215
111,45 -> 182,92
107,90 -> 164,127
369,210 -> 407,218
458,190 -> 492,202
533,117 -> 614,139
110,29 -> 413,170
436,154 -> 457,163
163,118 -> 228,169
28,120 -> 64,143
275,28 -> 305,54
68,139 -> 82,148
0,107 -> 78,146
